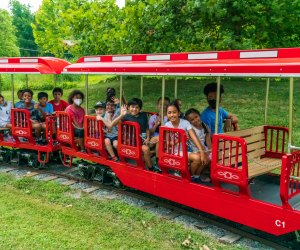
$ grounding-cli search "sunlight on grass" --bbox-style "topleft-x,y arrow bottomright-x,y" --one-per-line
0,174 -> 242,250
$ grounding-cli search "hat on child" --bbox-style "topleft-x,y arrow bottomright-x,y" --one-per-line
94,101 -> 106,109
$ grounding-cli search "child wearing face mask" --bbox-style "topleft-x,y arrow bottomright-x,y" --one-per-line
201,82 -> 238,135
65,90 -> 85,151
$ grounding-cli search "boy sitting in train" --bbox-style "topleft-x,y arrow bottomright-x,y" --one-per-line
201,82 -> 238,135
148,96 -> 170,164
49,87 -> 69,112
17,89 -> 46,140
97,100 -> 120,161
15,89 -> 35,108
164,101 -> 210,183
37,92 -> 54,116
0,94 -> 12,129
65,90 -> 85,151
111,98 -> 160,172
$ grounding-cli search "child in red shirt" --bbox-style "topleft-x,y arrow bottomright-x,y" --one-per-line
49,87 -> 69,112
65,90 -> 85,151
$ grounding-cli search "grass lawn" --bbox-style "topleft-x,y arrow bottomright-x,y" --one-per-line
0,173 -> 242,250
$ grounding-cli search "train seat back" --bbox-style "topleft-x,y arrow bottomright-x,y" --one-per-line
56,111 -> 76,149
11,108 -> 34,143
118,121 -> 144,168
158,127 -> 190,180
84,116 -> 107,157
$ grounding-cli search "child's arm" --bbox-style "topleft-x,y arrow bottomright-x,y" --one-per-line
110,104 -> 127,127
188,128 -> 209,164
143,128 -> 151,145
228,113 -> 238,124
97,115 -> 112,128
34,103 -> 46,119
205,126 -> 212,150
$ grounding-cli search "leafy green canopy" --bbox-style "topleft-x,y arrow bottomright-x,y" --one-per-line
0,9 -> 20,57
32,0 -> 300,58
9,0 -> 38,56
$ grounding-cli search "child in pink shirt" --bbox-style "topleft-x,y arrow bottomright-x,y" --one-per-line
65,90 -> 85,151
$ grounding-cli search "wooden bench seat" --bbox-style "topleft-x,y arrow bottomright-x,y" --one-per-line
221,125 -> 287,178
248,157 -> 281,178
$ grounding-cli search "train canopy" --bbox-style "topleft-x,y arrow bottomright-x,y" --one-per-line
63,48 -> 300,77
0,57 -> 70,74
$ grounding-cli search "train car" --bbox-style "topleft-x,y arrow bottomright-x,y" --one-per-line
60,48 -> 300,237
0,57 -> 70,167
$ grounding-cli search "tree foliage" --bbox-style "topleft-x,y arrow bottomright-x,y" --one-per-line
0,9 -> 20,57
9,0 -> 38,56
32,0 -> 300,58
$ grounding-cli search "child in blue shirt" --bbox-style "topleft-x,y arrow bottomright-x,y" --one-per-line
201,82 -> 237,135
37,92 -> 54,116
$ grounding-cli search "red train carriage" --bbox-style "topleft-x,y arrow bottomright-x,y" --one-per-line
0,57 -> 70,167
61,48 -> 300,236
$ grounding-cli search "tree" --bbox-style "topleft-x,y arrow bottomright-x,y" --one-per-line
9,0 -> 38,56
0,9 -> 20,57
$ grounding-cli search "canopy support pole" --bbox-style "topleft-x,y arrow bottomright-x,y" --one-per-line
215,77 -> 221,135
264,78 -> 270,124
85,74 -> 89,113
120,76 -> 123,107
288,77 -> 294,153
11,75 -> 14,105
161,76 -> 165,126
25,74 -> 29,88
174,77 -> 178,99
54,75 -> 57,88
140,76 -> 143,100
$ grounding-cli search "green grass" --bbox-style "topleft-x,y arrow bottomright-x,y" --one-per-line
0,173 -> 242,250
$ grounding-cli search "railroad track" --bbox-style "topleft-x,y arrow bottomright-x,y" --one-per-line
0,162 -> 298,250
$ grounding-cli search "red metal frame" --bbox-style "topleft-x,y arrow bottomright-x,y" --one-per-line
158,127 -> 190,180
84,115 -> 107,158
280,151 -> 300,209
117,121 -> 144,168
264,125 -> 289,158
0,109 -> 59,164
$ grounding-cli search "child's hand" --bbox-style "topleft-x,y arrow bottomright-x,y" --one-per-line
112,96 -> 120,104
199,151 -> 209,165
120,105 -> 127,116
143,138 -> 150,145
96,115 -> 103,121
154,116 -> 161,126
34,103 -> 39,109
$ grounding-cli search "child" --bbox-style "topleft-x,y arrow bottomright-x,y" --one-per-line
201,82 -> 238,135
15,89 -> 35,108
97,100 -> 120,161
0,94 -> 12,128
185,108 -> 212,156
49,87 -> 69,112
65,90 -> 85,151
37,92 -> 54,116
111,98 -> 160,172
174,98 -> 184,118
17,89 -> 45,139
94,101 -> 106,119
148,97 -> 170,162
164,101 -> 209,183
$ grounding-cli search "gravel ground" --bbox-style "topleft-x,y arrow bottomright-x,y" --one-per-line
9,169 -> 29,179
32,173 -> 50,180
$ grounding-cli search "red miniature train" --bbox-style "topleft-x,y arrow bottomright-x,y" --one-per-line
0,49 -> 300,237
